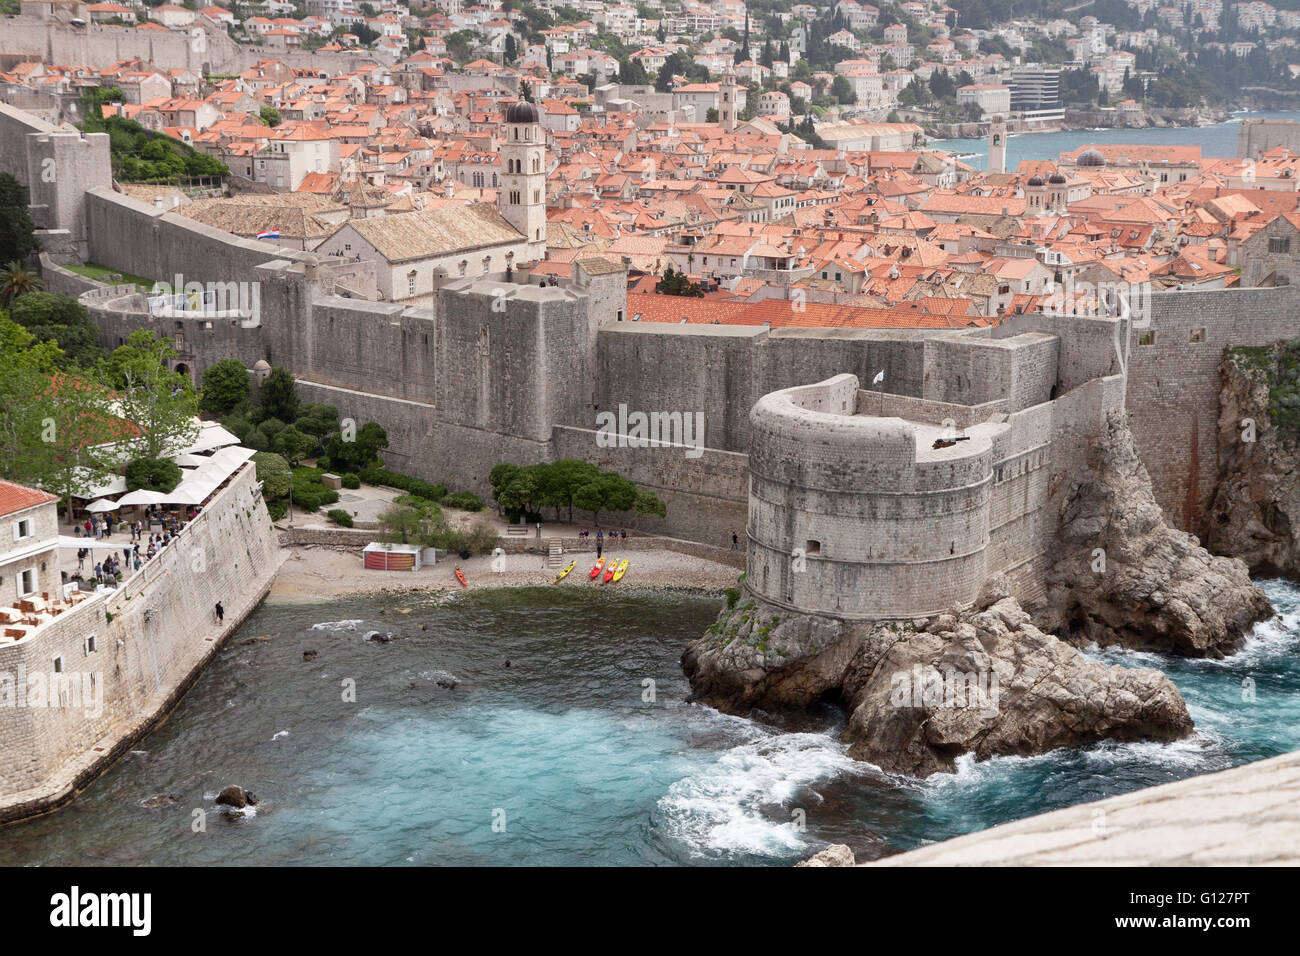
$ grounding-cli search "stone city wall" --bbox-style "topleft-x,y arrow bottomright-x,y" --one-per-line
0,463 -> 282,822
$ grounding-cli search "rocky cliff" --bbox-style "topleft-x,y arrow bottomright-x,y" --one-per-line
1037,411 -> 1273,658
683,577 -> 1193,778
1205,342 -> 1300,581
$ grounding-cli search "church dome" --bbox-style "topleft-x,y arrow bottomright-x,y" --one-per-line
1027,175 -> 1044,187
505,101 -> 539,124
1048,172 -> 1067,184
1077,148 -> 1106,167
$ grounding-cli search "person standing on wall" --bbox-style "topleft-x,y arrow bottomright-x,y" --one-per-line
214,601 -> 224,624
731,532 -> 738,550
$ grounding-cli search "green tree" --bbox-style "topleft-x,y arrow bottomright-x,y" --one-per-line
294,403 -> 340,438
0,315 -> 121,518
199,358 -> 251,415
251,451 -> 291,500
325,420 -> 388,472
656,264 -> 704,297
9,291 -> 105,367
0,260 -> 42,306
100,330 -> 200,460
260,365 -> 299,422
273,423 -> 316,465
124,456 -> 182,493
0,173 -> 38,265
259,106 -> 281,127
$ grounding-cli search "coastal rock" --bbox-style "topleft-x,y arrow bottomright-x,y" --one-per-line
364,630 -> 392,644
302,649 -> 319,661
840,598 -> 1193,777
684,591 -> 1193,778
796,844 -> 856,867
1205,343 -> 1300,580
1039,411 -> 1272,657
682,597 -> 872,712
215,785 -> 257,809
139,793 -> 180,809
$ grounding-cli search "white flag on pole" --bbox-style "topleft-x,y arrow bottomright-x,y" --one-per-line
872,370 -> 885,386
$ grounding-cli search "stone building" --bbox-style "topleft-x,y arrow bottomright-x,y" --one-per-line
0,481 -> 59,607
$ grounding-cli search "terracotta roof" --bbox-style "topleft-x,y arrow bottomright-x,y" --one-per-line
0,480 -> 58,517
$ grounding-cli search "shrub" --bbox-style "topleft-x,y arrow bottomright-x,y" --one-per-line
326,508 -> 353,527
243,426 -> 269,451
442,491 -> 484,512
341,472 -> 360,489
266,499 -> 288,521
725,587 -> 740,610
359,465 -> 446,502
286,468 -> 340,513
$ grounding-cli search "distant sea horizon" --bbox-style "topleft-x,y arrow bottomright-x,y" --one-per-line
927,110 -> 1300,170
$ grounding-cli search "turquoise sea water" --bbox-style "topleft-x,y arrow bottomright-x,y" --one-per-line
928,110 -> 1300,169
0,580 -> 1296,866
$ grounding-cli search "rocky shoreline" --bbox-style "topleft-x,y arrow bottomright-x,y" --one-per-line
684,576 -> 1193,778
684,411 -> 1279,780
1206,343 -> 1300,581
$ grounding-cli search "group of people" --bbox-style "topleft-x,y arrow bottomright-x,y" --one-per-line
73,510 -> 192,585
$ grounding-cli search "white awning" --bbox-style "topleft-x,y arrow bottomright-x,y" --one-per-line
71,470 -> 128,500
116,489 -> 169,506
182,422 -> 241,454
84,498 -> 120,513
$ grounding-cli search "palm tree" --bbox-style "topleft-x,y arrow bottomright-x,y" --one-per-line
0,261 -> 42,307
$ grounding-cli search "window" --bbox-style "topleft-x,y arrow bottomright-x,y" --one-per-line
1269,236 -> 1291,254
85,634 -> 97,655
19,568 -> 34,594
53,655 -> 63,674
1189,328 -> 1205,343
14,518 -> 32,541
805,539 -> 822,556
408,275 -> 416,295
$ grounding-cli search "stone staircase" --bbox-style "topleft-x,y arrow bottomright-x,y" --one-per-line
547,540 -> 565,568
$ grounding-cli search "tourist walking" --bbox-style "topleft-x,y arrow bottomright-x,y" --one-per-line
731,532 -> 738,550
596,529 -> 603,559
214,601 -> 224,624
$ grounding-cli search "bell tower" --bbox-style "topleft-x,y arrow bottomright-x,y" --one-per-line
500,100 -> 547,262
719,70 -> 738,132
988,115 -> 1007,174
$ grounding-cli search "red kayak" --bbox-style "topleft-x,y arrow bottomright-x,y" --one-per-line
603,563 -> 615,583
589,556 -> 606,579
454,566 -> 468,588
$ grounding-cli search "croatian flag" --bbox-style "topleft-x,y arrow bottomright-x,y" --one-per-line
257,228 -> 280,240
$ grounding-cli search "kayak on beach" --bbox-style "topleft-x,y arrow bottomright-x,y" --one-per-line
589,556 -> 606,580
554,559 -> 576,583
454,566 -> 468,588
603,561 -> 616,583
611,559 -> 628,583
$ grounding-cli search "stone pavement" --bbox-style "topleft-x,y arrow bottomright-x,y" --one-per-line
871,749 -> 1300,865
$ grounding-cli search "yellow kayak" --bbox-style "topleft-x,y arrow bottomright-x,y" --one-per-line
553,559 -> 576,583
611,559 -> 629,583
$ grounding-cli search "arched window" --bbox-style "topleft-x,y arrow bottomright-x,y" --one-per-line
482,255 -> 491,274
458,260 -> 467,276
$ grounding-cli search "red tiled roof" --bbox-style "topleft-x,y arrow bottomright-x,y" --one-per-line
625,293 -> 989,329
0,480 -> 58,516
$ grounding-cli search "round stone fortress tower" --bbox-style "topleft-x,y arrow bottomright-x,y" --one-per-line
746,373 -> 997,619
